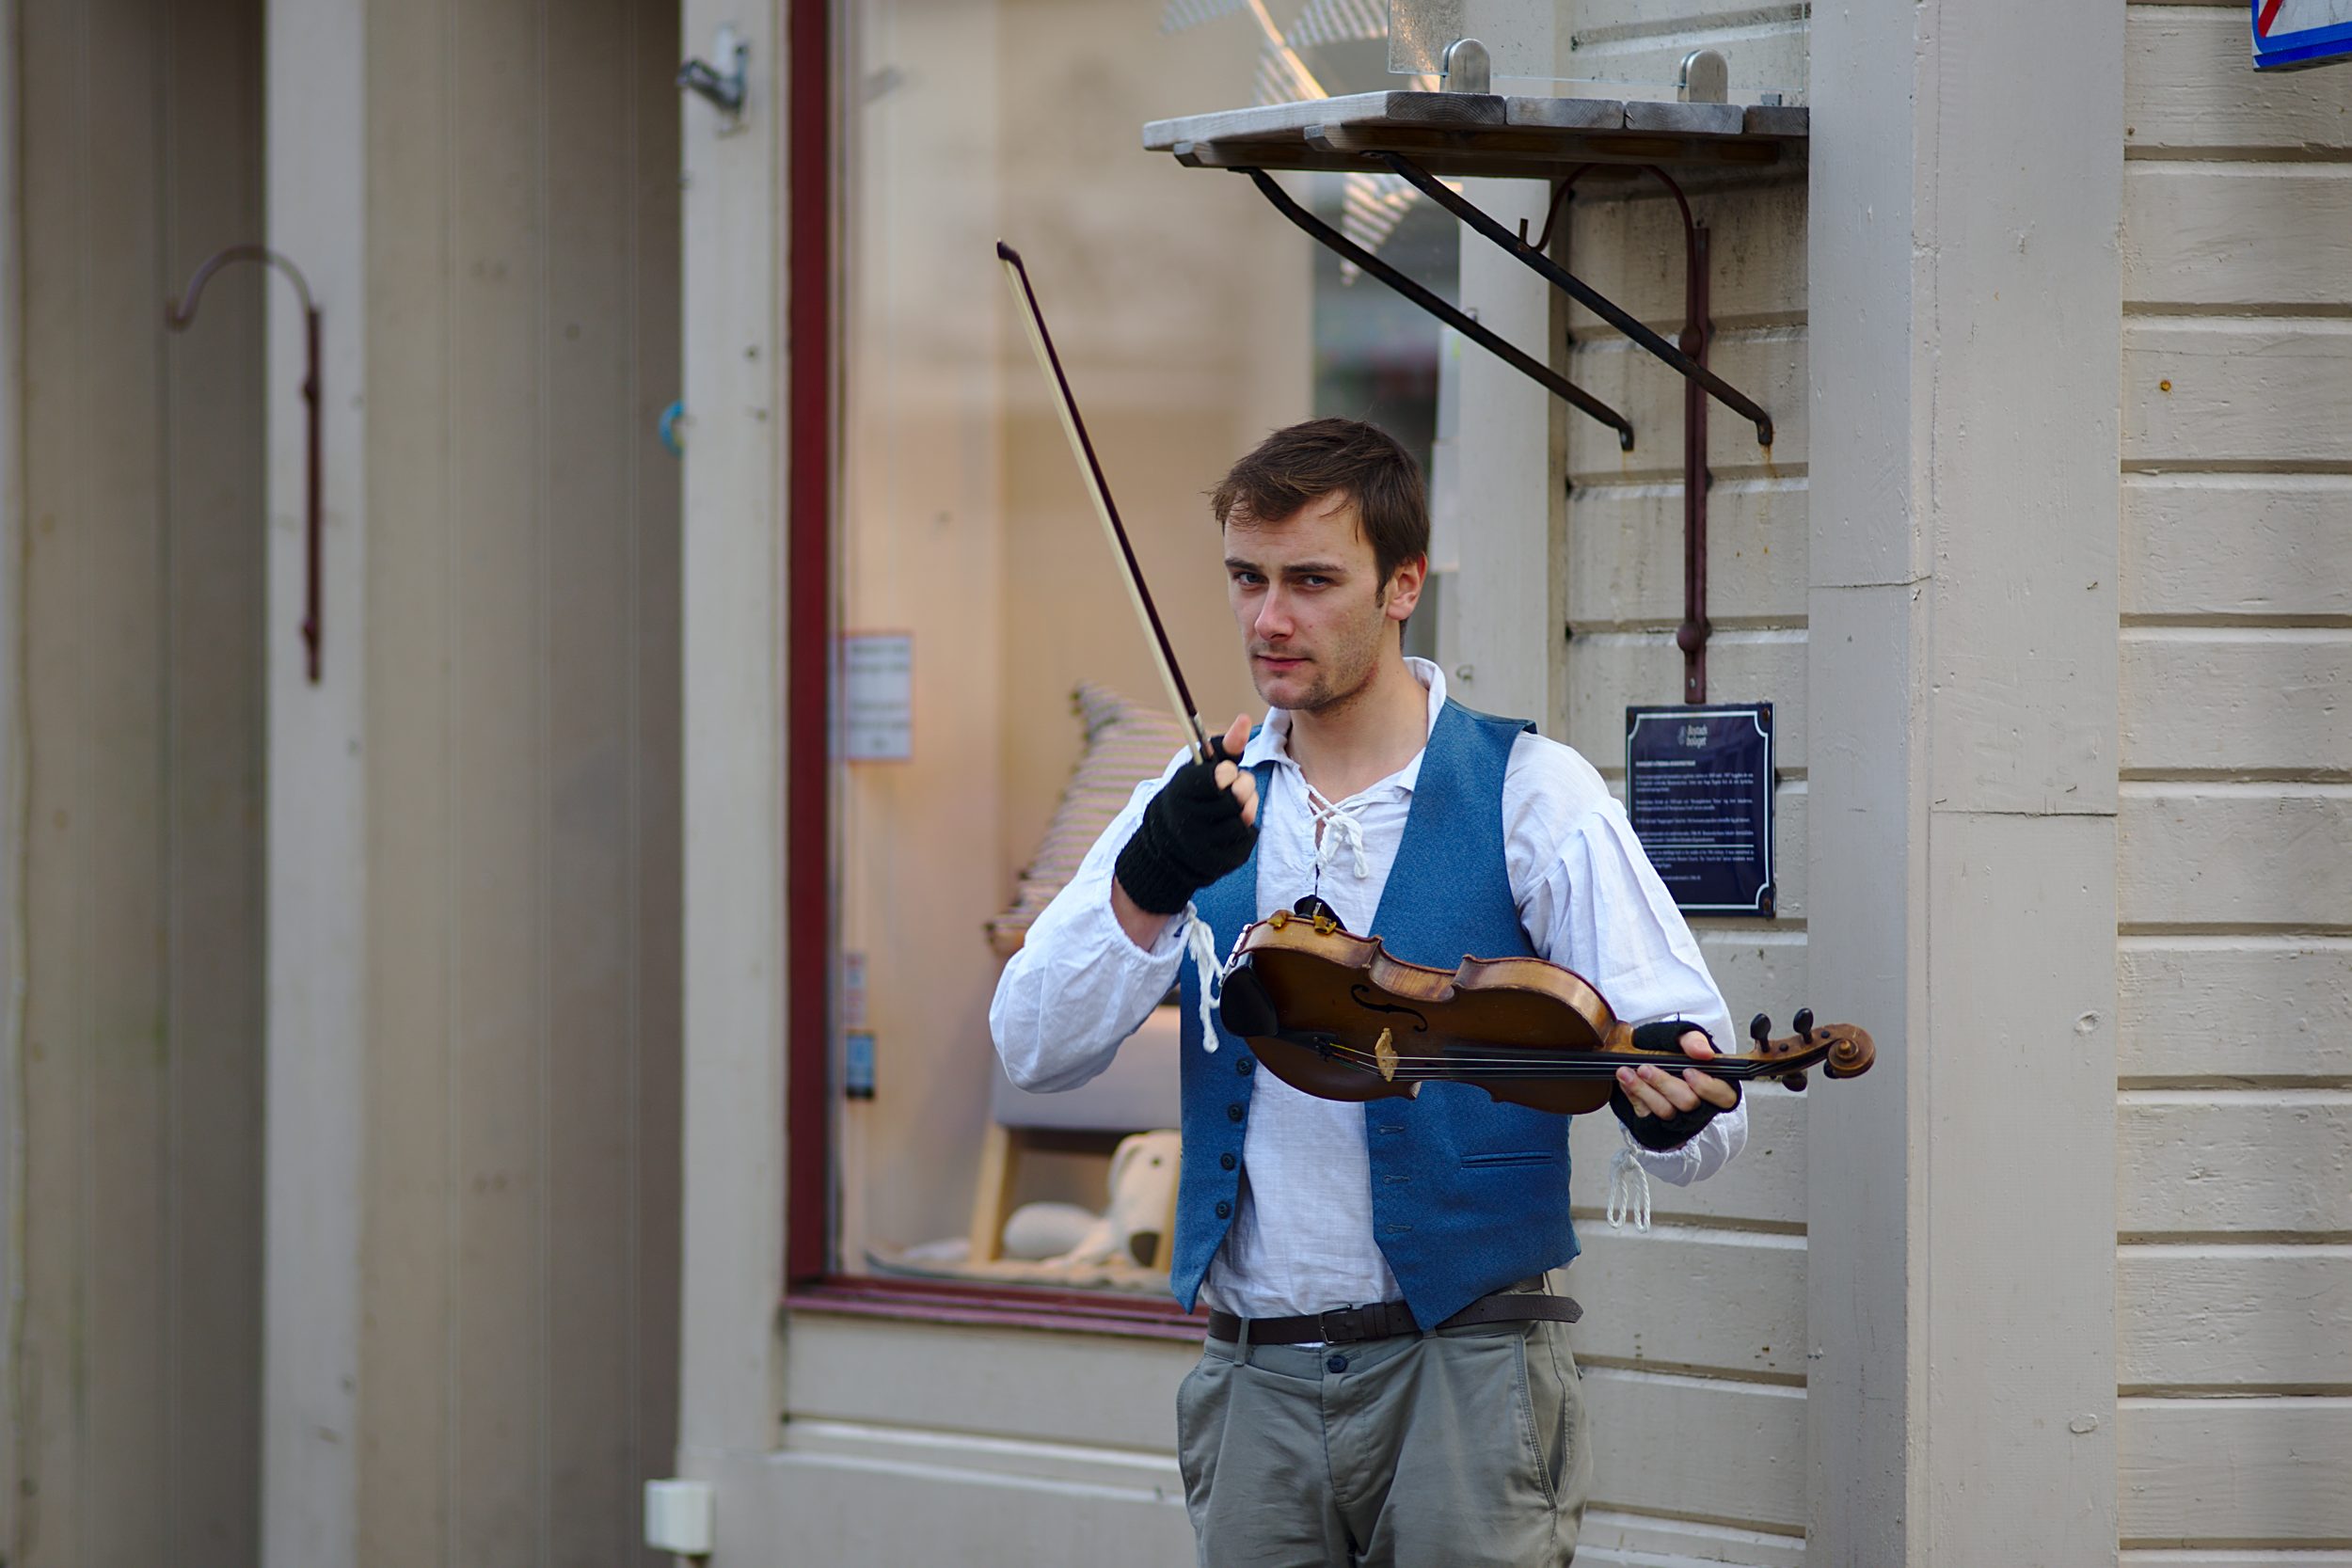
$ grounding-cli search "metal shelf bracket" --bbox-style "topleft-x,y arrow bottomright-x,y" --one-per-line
1236,166 -> 1636,451
1377,151 -> 1772,449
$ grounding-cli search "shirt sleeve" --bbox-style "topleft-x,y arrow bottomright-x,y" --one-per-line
1506,739 -> 1746,1185
988,752 -> 1193,1094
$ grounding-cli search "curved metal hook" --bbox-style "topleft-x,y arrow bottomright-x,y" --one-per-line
164,245 -> 326,683
166,244 -> 315,330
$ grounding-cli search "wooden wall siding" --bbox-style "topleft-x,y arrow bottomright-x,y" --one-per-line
10,1 -> 267,1563
1560,166 -> 1811,1565
356,2 -> 681,1563
2117,6 -> 2352,1560
1565,1 -> 1812,104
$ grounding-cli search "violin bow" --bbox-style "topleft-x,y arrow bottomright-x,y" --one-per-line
997,243 -> 1212,765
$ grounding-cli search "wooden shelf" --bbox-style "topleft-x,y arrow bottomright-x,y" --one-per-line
1144,91 -> 1807,181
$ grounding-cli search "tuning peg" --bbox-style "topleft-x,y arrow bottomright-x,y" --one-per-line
1748,1012 -> 1772,1049
1785,1068 -> 1809,1093
1792,1006 -> 1815,1040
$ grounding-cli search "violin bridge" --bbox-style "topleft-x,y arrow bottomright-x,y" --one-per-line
1374,1027 -> 1398,1083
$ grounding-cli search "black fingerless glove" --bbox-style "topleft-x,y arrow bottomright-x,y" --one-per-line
1611,1020 -> 1741,1151
1114,745 -> 1258,915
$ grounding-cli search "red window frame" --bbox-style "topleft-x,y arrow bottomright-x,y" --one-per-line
778,0 -> 1198,1340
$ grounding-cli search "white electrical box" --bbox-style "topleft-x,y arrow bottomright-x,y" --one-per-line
644,1479 -> 716,1556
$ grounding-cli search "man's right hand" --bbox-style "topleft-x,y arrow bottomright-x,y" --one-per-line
1112,715 -> 1260,937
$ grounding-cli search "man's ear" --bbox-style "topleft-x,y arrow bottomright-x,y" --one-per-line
1383,552 -> 1429,624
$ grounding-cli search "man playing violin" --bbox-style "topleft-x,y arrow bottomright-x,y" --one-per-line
992,418 -> 1741,1567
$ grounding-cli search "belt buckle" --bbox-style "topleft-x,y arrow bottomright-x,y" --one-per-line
1318,1306 -> 1368,1342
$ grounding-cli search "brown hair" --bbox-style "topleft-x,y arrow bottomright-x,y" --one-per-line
1211,418 -> 1429,587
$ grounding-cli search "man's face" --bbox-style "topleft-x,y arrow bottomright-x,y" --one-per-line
1222,491 -> 1422,715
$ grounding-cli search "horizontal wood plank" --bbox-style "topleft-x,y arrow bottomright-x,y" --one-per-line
2122,629 -> 2352,775
1567,327 -> 1808,483
1582,1366 -> 1807,1531
787,1314 -> 1197,1453
1571,629 -> 1806,774
1577,1506 -> 1805,1568
1571,1227 -> 1805,1379
2120,1395 -> 2352,1544
2125,164 -> 2352,309
1694,930 -> 1810,1027
1568,478 -> 1810,627
2120,1243 -> 2352,1388
2119,786 -> 2352,929
2126,8 -> 2352,154
2122,1554 -> 2352,1568
1565,181 -> 1807,330
1572,1083 -> 1807,1231
2124,321 -> 2352,469
770,1441 -> 1195,1566
2118,937 -> 2352,1081
2118,1093 -> 2352,1235
2124,474 -> 2352,620
1563,26 -> 1813,116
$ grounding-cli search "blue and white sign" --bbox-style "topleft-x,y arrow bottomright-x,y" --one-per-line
1625,704 -> 1775,918
2253,0 -> 2352,70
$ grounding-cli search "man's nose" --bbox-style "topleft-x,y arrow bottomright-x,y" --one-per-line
1253,587 -> 1295,640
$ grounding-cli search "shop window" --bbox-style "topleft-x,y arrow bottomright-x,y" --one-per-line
811,0 -> 1455,1324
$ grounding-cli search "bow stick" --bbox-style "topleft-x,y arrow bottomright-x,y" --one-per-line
997,243 -> 1212,764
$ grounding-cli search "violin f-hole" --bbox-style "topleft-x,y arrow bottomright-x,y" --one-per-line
1348,987 -> 1430,1033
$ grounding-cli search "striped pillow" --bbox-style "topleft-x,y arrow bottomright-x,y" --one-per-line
988,684 -> 1189,956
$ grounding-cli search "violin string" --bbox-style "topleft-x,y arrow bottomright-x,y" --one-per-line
1308,1043 -> 1792,1080
1313,1041 -> 1767,1069
1317,1043 -> 1806,1081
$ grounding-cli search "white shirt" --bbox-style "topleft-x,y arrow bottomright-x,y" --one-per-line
990,659 -> 1743,1319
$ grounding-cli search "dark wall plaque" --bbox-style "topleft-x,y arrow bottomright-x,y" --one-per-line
1624,704 -> 1775,917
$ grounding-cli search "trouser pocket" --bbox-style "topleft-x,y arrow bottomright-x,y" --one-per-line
1524,1321 -> 1589,1524
1174,1349 -> 1232,1533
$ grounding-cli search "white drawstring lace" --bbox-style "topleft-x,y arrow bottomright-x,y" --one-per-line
1306,784 -> 1372,880
1606,1139 -> 1653,1233
1185,911 -> 1225,1052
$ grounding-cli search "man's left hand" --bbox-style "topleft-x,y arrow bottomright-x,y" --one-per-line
1614,1029 -> 1740,1123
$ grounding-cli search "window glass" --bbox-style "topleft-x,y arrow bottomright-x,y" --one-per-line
834,0 -> 1457,1293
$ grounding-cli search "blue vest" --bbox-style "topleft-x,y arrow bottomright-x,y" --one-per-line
1171,700 -> 1579,1328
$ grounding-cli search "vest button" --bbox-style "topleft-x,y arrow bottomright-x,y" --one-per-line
1220,1152 -> 1236,1171
1227,1103 -> 1245,1123
1215,1200 -> 1232,1219
1235,1056 -> 1254,1075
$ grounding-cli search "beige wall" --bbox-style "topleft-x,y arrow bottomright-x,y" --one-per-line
6,2 -> 269,1562
262,1 -> 685,1563
2114,7 -> 2352,1553
354,4 -> 684,1562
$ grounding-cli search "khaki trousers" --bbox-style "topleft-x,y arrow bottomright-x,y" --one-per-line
1174,1313 -> 1591,1567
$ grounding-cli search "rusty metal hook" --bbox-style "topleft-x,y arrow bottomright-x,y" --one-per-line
167,245 -> 323,684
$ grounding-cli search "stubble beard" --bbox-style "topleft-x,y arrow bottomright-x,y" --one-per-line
1254,599 -> 1391,720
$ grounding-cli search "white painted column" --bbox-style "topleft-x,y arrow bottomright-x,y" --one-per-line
262,2 -> 367,1564
675,0 -> 789,1495
1806,3 -> 2123,1562
1452,177 -> 1564,731
0,18 -> 22,1548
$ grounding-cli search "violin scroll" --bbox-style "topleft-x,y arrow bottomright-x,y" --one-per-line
1820,1022 -> 1875,1080
1747,1008 -> 1874,1093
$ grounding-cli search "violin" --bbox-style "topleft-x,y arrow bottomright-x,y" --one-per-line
1215,906 -> 1874,1117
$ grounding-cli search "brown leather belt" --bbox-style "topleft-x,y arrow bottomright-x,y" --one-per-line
1206,1291 -> 1581,1346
